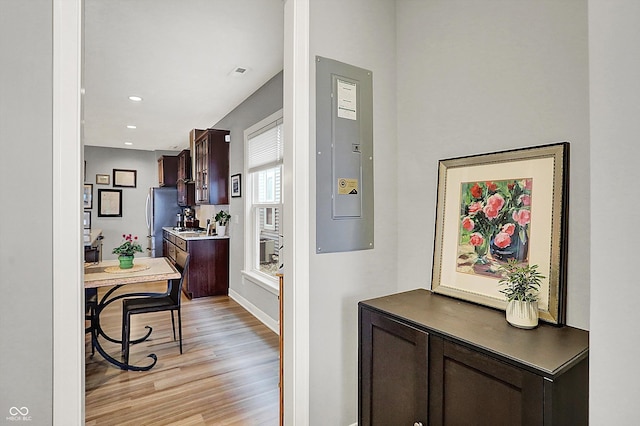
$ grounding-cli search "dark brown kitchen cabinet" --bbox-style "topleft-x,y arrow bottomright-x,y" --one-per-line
177,149 -> 195,206
177,149 -> 191,181
176,149 -> 196,207
177,180 -> 195,207
189,129 -> 206,180
194,129 -> 230,205
359,290 -> 589,426
158,155 -> 178,186
162,230 -> 229,298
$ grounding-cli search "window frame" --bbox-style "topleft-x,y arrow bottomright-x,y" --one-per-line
243,109 -> 283,286
264,207 -> 275,230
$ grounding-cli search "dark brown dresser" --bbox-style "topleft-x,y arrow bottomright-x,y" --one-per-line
359,289 -> 588,426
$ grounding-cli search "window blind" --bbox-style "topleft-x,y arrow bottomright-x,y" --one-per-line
247,119 -> 283,172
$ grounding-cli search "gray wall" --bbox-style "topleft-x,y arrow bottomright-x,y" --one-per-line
0,0 -> 53,422
396,0 -> 590,329
5,0 -> 640,424
588,0 -> 640,422
309,1 -> 399,424
83,146 -> 179,261
307,0 -> 590,423
213,71 -> 283,324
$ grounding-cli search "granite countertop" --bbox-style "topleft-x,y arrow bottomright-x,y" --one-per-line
162,226 -> 229,241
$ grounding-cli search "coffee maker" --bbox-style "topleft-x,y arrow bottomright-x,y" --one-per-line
183,207 -> 199,229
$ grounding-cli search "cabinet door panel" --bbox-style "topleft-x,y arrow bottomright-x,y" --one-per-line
430,338 -> 543,426
194,129 -> 229,205
167,241 -> 176,262
158,156 -> 178,186
359,307 -> 428,426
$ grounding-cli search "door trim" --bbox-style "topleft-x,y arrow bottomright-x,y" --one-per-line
52,0 -> 84,424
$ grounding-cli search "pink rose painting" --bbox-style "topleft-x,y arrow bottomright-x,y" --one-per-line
458,178 -> 533,278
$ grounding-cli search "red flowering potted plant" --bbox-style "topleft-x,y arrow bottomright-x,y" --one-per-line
112,234 -> 143,269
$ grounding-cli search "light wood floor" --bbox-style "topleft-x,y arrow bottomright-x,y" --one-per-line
85,282 -> 279,425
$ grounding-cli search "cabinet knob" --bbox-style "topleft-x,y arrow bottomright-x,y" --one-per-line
414,423 -> 423,426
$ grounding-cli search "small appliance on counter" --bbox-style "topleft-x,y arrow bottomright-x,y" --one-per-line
183,207 -> 199,229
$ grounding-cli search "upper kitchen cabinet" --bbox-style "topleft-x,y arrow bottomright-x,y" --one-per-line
189,129 -> 206,180
177,149 -> 192,182
158,155 -> 178,187
177,149 -> 195,207
194,129 -> 230,205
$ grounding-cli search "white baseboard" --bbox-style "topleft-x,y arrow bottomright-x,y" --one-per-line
228,288 -> 279,334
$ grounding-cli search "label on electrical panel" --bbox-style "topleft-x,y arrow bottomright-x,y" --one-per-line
337,178 -> 358,195
337,79 -> 357,120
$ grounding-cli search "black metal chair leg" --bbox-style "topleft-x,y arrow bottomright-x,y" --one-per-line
178,308 -> 183,354
123,312 -> 130,366
170,310 -> 176,341
121,307 -> 126,353
91,308 -> 96,356
89,304 -> 96,356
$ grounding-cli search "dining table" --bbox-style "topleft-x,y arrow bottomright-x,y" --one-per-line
84,256 -> 181,371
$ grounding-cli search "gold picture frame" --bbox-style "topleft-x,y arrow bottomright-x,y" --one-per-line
96,174 -> 110,185
431,143 -> 569,325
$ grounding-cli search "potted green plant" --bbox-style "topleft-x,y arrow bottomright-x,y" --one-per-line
112,234 -> 143,269
498,259 -> 545,329
215,210 -> 231,236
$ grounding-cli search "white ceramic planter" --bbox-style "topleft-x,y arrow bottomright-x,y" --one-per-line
216,224 -> 226,236
505,300 -> 539,329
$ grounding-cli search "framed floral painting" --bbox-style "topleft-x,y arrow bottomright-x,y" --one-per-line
431,143 -> 569,325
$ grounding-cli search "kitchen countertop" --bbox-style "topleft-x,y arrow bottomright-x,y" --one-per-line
84,228 -> 102,247
162,226 -> 229,241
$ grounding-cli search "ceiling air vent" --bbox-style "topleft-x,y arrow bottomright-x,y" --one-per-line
230,66 -> 249,77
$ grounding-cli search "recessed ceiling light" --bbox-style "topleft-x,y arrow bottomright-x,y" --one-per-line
127,125 -> 137,129
128,96 -> 143,102
124,142 -> 133,146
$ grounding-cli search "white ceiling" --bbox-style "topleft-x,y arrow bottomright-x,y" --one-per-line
83,0 -> 284,152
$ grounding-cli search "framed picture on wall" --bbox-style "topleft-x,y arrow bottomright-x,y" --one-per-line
83,184 -> 93,209
231,173 -> 241,197
431,143 -> 569,325
96,174 -> 110,185
83,211 -> 91,229
97,189 -> 123,217
113,169 -> 137,188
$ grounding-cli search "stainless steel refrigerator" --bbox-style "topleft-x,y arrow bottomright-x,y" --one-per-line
146,187 -> 182,257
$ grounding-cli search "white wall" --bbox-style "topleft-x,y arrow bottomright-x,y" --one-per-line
396,0 -> 590,329
589,0 -> 640,422
84,146 -> 179,260
308,0 -> 398,424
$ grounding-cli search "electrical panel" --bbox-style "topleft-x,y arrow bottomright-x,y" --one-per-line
316,56 -> 373,253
